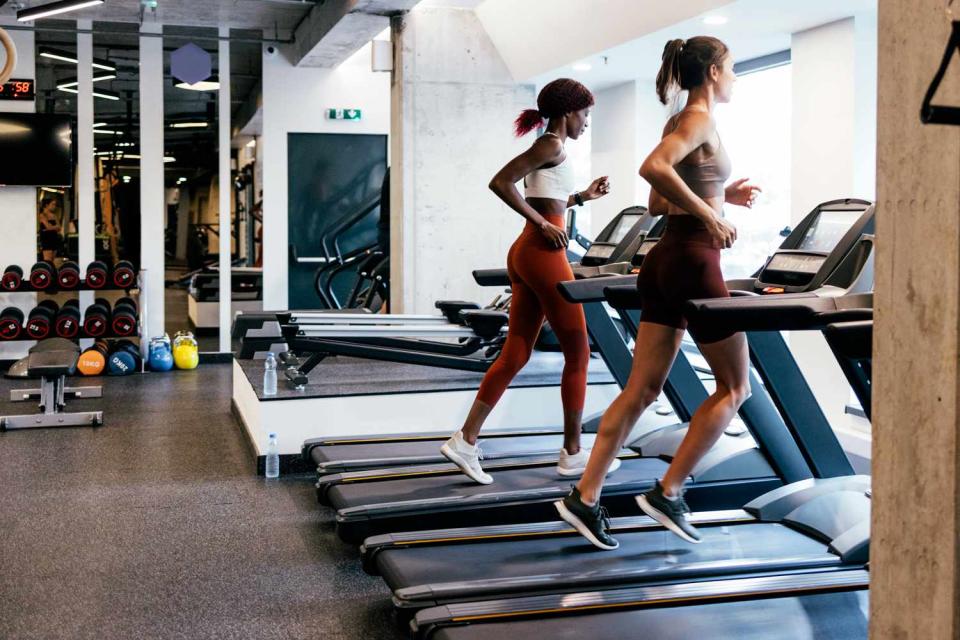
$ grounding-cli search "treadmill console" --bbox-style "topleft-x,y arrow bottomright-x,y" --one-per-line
606,214 -> 642,244
758,251 -> 827,287
581,243 -> 616,266
631,239 -> 659,266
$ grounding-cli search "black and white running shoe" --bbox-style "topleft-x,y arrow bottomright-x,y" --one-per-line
554,486 -> 619,550
636,480 -> 702,544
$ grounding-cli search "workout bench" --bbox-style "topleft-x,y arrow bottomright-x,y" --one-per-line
1,338 -> 103,430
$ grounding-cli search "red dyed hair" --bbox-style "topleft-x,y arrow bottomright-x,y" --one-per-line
514,78 -> 595,137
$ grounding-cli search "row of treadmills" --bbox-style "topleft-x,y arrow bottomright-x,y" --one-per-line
265,200 -> 877,639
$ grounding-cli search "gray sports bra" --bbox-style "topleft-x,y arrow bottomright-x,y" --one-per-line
670,115 -> 732,200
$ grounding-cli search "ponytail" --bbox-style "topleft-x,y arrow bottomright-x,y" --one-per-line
656,39 -> 685,105
655,36 -> 729,105
514,108 -> 545,137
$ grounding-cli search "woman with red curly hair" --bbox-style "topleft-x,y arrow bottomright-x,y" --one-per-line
441,78 -> 616,485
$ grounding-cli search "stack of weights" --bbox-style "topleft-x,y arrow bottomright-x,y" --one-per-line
26,300 -> 59,339
149,334 -> 174,371
85,260 -> 109,289
55,299 -> 81,339
112,260 -> 136,288
29,262 -> 55,290
1,265 -> 22,291
172,331 -> 199,370
57,261 -> 81,289
0,306 -> 24,340
83,298 -> 112,338
111,297 -> 138,337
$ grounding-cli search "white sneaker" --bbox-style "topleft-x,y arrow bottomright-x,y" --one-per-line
557,448 -> 622,477
440,431 -> 493,485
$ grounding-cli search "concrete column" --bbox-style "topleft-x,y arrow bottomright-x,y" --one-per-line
872,0 -> 960,636
218,27 -> 231,352
76,21 -> 94,316
140,24 -> 165,340
390,7 -> 535,313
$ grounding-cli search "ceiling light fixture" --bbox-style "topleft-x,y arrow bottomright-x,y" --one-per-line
572,62 -> 592,72
56,73 -> 117,89
169,122 -> 208,129
164,156 -> 176,164
93,129 -> 120,135
174,78 -> 220,92
703,15 -> 729,25
18,0 -> 104,22
57,85 -> 121,101
38,47 -> 116,72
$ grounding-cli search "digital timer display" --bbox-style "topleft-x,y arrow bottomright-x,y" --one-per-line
0,79 -> 36,101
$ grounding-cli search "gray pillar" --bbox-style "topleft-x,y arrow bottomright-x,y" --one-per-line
390,7 -> 535,313
218,27 -> 231,352
873,0 -> 960,637
140,23 -> 165,340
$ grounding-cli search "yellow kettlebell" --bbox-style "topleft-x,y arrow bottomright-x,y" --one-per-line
173,343 -> 199,370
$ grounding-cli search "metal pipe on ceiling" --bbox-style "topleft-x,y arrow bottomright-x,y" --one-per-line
0,22 -> 295,44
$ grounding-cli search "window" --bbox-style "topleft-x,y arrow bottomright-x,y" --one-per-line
715,62 -> 792,278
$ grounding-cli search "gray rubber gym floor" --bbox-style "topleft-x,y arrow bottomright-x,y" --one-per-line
0,364 -> 401,640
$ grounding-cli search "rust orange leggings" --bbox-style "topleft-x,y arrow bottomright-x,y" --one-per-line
475,217 -> 590,412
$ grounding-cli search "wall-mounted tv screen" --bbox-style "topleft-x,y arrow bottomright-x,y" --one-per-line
0,113 -> 73,187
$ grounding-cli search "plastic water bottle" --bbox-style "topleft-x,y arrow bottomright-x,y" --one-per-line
263,352 -> 278,396
265,432 -> 280,478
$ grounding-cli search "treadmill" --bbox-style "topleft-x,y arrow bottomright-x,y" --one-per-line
404,276 -> 873,640
321,200 -> 874,543
299,211 -> 666,474
368,259 -> 876,637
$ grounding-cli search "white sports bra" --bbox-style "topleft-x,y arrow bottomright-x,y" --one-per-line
524,134 -> 575,201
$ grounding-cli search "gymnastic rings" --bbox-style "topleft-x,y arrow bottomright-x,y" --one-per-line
0,27 -> 17,85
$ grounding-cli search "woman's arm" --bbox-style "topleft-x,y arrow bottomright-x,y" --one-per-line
489,137 -> 569,248
566,176 -> 610,208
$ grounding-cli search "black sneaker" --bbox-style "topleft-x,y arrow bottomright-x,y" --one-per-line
554,486 -> 619,550
636,481 -> 702,544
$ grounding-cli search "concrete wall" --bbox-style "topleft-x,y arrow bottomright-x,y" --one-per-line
0,25 -> 38,360
789,16 -> 878,436
590,79 -> 666,231
390,6 -> 535,313
260,41 -> 390,311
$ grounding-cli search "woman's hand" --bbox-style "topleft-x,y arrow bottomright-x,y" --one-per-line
539,220 -> 569,249
725,177 -> 761,208
707,216 -> 737,249
582,176 -> 611,201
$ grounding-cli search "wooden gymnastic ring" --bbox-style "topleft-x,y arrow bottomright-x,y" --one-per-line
0,28 -> 16,85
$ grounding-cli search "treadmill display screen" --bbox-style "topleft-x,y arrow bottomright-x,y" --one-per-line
766,253 -> 825,275
608,214 -> 641,244
584,244 -> 615,261
798,209 -> 863,252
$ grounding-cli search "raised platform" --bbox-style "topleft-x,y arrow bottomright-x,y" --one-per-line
232,353 -> 620,474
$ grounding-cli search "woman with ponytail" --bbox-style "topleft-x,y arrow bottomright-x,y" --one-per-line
557,37 -> 762,549
440,78 -> 614,484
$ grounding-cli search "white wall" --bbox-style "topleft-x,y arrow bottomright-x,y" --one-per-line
391,6 -> 535,313
790,15 -> 877,433
590,79 -> 665,230
0,25 -> 37,360
261,42 -> 390,311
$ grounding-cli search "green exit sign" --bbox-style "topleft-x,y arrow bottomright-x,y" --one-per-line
327,108 -> 362,121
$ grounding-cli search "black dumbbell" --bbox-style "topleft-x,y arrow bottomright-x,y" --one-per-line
0,306 -> 24,340
85,260 -> 109,289
55,299 -> 81,339
112,260 -> 136,288
111,297 -> 138,336
1,265 -> 23,291
83,298 -> 112,337
57,260 -> 81,289
29,262 -> 55,290
26,300 -> 59,339
108,339 -> 142,376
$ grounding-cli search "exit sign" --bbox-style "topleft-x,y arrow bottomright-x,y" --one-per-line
327,108 -> 362,121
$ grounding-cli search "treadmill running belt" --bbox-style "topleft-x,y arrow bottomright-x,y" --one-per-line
312,434 -> 600,470
327,457 -> 671,511
430,591 -> 869,640
378,523 -> 833,593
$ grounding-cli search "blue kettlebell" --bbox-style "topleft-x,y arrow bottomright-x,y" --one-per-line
149,335 -> 174,372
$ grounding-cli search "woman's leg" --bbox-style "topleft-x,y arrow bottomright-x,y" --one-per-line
537,282 -> 590,454
460,277 -> 544,444
636,331 -> 750,543
577,322 -> 685,503
660,332 -> 751,495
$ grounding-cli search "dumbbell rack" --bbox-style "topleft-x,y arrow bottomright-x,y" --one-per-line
0,270 -> 147,371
